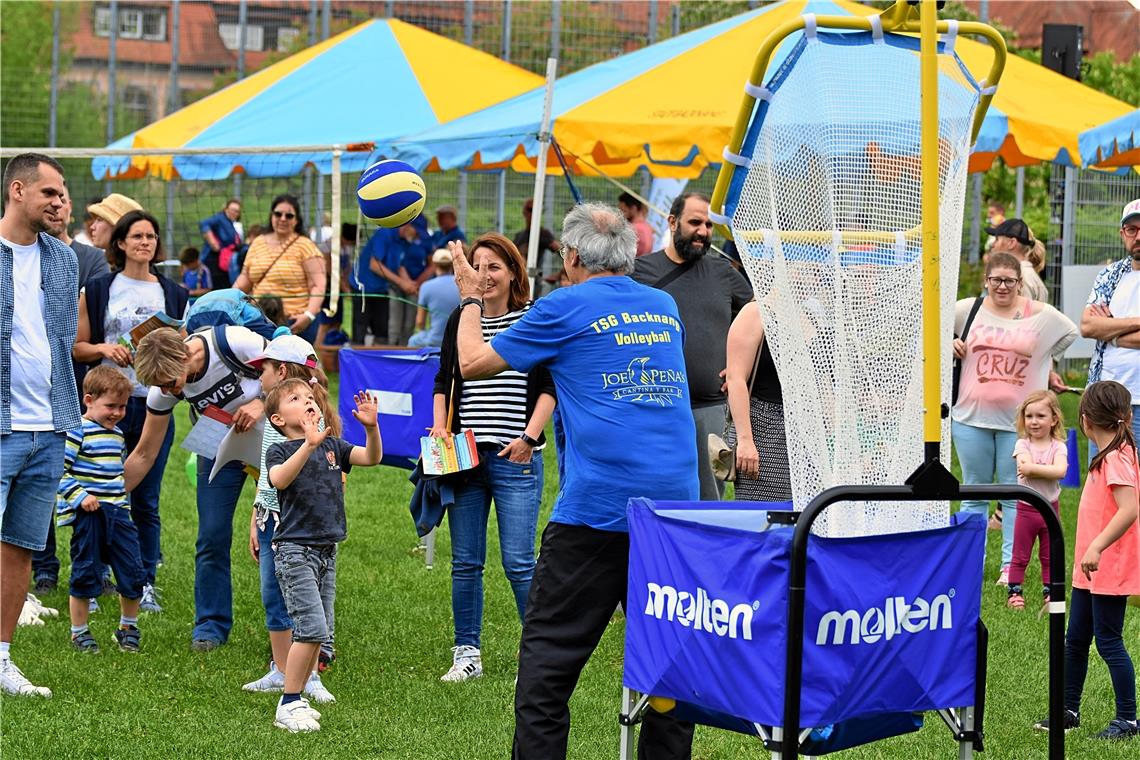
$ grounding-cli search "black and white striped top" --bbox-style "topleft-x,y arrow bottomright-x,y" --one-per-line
459,307 -> 533,447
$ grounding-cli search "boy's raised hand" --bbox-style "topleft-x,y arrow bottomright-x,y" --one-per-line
301,410 -> 331,447
353,391 -> 379,428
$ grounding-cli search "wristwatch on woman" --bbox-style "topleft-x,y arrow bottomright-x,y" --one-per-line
519,432 -> 540,447
460,297 -> 484,313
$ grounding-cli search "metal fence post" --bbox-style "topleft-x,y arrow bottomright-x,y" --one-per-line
50,2 -> 60,147
671,2 -> 680,37
648,0 -> 658,45
543,2 -> 562,238
968,174 -> 982,263
503,0 -> 512,62
168,0 -> 181,116
303,0 -> 318,231
497,1 -> 512,234
107,0 -> 118,141
1015,166 -> 1024,218
1061,166 -> 1076,267
234,0 -> 248,198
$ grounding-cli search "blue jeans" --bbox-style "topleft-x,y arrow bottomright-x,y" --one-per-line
122,396 -> 174,586
952,420 -> 1019,566
1,431 -> 66,551
1065,588 -> 1136,721
448,450 -> 544,648
1088,403 -> 1140,466
193,457 -> 247,643
258,515 -> 292,632
273,542 -> 337,644
68,507 -> 144,600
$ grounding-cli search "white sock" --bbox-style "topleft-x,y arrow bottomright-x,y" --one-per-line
0,641 -> 10,659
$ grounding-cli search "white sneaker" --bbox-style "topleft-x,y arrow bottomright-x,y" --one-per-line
996,565 -> 1010,586
139,584 -> 162,614
242,662 -> 285,693
0,657 -> 52,698
440,645 -> 483,683
274,698 -> 321,732
88,598 -> 99,613
26,594 -> 59,618
304,672 -> 336,704
17,600 -> 43,627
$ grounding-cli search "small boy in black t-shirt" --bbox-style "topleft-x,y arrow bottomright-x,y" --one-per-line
263,378 -> 382,732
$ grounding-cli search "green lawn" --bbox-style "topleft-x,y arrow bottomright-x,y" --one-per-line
2,388 -> 1136,759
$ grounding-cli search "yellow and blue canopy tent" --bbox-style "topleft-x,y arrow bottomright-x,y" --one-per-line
91,18 -> 543,181
383,0 -> 1134,179
1079,109 -> 1140,170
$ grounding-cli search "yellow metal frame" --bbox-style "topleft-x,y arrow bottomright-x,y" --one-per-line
708,0 -> 1007,448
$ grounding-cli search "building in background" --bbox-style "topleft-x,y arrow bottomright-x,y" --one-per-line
960,1 -> 1139,60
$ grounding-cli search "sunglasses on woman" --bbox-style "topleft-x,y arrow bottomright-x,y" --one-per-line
273,211 -> 296,220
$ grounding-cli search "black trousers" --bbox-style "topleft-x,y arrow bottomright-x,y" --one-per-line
351,294 -> 389,346
512,522 -> 694,760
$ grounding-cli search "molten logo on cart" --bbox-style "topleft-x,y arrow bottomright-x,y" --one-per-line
643,582 -> 756,640
815,590 -> 955,645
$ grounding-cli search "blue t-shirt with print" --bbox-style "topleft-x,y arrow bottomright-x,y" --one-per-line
491,276 -> 698,532
354,230 -> 391,295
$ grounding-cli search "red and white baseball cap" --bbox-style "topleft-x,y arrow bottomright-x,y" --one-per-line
249,334 -> 319,369
1122,198 -> 1140,227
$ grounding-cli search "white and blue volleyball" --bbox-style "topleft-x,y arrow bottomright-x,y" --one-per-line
356,159 -> 426,228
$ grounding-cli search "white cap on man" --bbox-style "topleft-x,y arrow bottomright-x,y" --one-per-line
1122,198 -> 1140,227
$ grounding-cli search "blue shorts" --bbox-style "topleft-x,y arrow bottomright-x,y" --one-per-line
1,431 -> 66,551
69,507 -> 144,600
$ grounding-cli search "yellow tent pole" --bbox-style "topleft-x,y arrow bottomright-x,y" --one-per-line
920,0 -> 940,456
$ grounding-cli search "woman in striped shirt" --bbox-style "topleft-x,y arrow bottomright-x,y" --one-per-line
431,232 -> 556,683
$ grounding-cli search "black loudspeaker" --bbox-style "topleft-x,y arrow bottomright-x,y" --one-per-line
1042,24 -> 1083,80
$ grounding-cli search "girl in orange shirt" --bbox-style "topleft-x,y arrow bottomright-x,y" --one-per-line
1034,381 -> 1139,740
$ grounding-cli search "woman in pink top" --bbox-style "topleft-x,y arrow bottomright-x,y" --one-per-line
952,252 -> 1078,581
1034,381 -> 1139,739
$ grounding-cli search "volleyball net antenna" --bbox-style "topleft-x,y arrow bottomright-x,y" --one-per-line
709,0 -> 1003,537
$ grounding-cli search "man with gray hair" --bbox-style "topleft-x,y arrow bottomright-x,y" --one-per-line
448,203 -> 698,759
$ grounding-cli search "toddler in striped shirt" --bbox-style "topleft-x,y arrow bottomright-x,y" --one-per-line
57,366 -> 145,654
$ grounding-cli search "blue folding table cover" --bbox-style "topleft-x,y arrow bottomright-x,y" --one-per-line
624,498 -> 984,729
338,347 -> 439,468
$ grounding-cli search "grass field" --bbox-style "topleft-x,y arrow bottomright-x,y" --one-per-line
2,387 -> 1137,759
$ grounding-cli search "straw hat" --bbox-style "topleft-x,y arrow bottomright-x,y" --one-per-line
87,193 -> 143,225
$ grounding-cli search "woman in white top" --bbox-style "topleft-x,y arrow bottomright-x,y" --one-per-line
951,251 -> 1078,582
73,211 -> 188,611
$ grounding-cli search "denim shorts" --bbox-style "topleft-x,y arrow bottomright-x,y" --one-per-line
1,431 -> 66,551
273,542 -> 336,644
69,507 -> 145,600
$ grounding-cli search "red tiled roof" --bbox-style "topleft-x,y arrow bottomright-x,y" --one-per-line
961,1 -> 1139,61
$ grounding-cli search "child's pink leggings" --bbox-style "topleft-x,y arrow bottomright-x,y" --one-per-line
1008,498 -> 1060,587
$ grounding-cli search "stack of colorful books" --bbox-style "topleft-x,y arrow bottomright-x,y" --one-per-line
420,429 -> 479,476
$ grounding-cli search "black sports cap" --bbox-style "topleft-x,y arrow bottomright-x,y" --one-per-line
985,218 -> 1033,247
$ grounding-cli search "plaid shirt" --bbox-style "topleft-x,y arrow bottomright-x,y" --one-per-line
0,232 -> 80,434
1085,255 -> 1136,385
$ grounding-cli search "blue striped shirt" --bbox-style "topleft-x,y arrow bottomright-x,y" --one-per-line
57,418 -> 128,527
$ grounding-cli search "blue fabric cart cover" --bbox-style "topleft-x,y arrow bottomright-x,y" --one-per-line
338,347 -> 439,468
624,498 -> 984,727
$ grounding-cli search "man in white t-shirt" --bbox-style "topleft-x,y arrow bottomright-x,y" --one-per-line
0,153 -> 79,698
125,325 -> 268,650
1081,198 -> 1140,459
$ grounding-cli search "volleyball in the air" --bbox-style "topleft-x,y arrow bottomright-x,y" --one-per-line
356,159 -> 426,228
